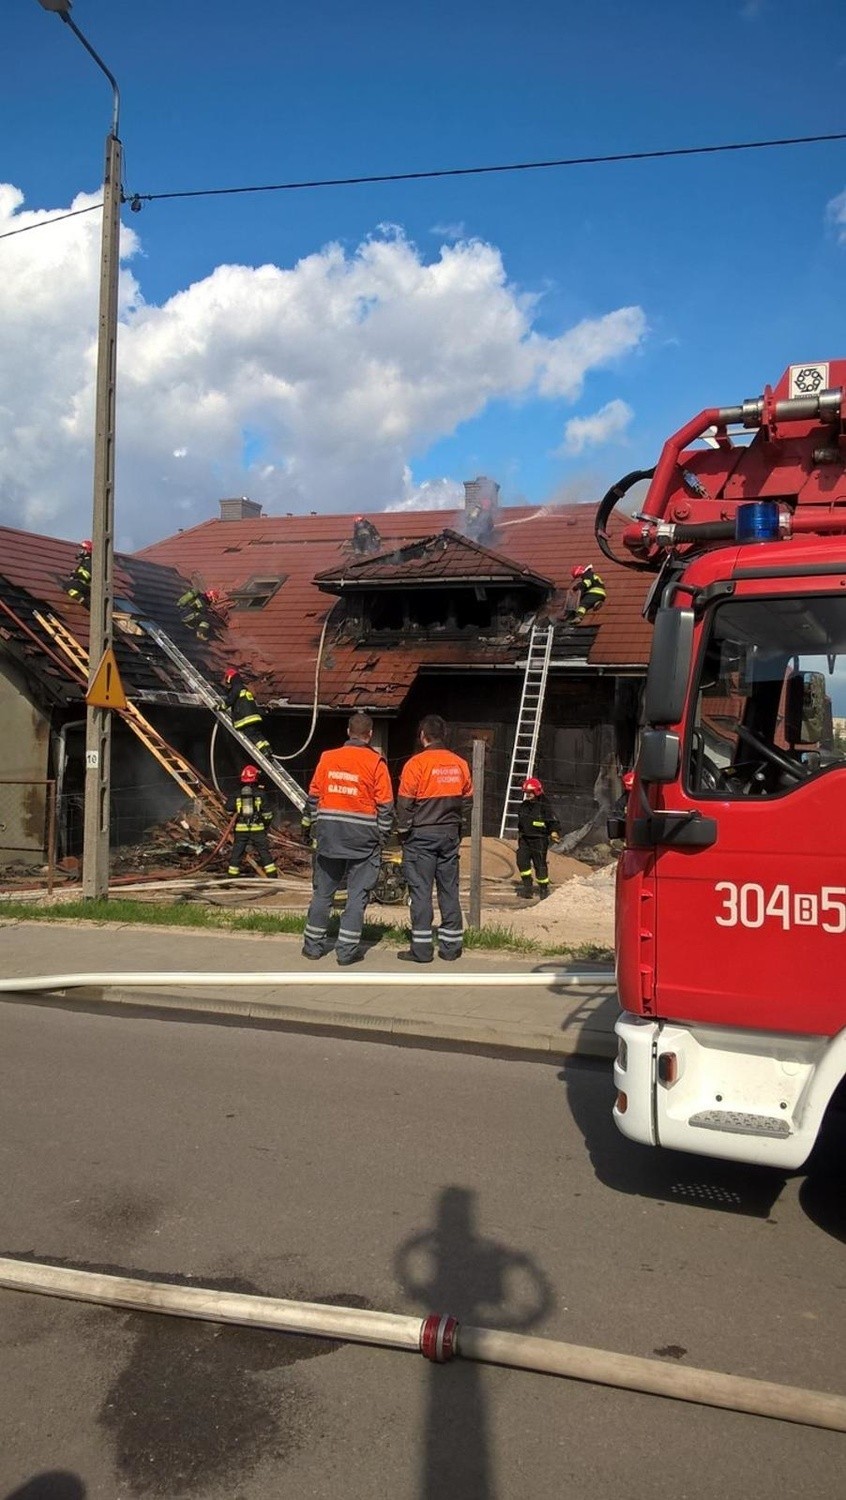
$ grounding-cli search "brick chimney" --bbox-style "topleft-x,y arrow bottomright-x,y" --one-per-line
219,496 -> 263,521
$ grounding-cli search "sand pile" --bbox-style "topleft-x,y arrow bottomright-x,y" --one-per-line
492,860 -> 616,950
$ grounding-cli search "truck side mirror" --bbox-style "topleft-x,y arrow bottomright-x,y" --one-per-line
644,608 -> 694,725
784,669 -> 827,746
637,728 -> 680,783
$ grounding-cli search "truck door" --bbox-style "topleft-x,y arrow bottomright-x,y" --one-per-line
650,590 -> 846,1038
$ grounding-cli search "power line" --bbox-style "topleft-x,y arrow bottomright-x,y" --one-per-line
0,202 -> 102,241
133,129 -> 846,205
3,128 -> 844,240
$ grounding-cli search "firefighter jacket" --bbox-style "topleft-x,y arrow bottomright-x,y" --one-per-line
575,567 -> 606,606
178,587 -> 208,618
227,787 -> 274,833
67,554 -> 91,599
303,738 -> 394,860
517,795 -> 561,844
224,680 -> 263,731
396,746 -> 473,837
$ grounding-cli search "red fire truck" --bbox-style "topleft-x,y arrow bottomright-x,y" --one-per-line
597,362 -> 846,1168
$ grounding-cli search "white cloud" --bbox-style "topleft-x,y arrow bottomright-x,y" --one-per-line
556,397 -> 634,457
385,471 -> 464,512
0,188 -> 647,546
826,188 -> 846,244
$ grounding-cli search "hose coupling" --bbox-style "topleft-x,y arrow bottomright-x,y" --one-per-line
420,1313 -> 459,1363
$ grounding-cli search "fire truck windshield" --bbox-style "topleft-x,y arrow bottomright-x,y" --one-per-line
688,595 -> 846,798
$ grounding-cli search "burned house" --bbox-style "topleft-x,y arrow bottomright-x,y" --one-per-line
0,479 -> 653,870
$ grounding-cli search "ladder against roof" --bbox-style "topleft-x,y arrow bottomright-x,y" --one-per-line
498,622 -> 555,841
134,618 -> 306,814
34,612 -> 230,833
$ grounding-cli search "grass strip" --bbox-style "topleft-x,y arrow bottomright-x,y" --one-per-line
0,897 -> 612,962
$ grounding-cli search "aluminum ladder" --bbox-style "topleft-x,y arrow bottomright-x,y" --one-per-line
498,622 -> 555,839
35,612 -> 230,834
134,618 -> 306,813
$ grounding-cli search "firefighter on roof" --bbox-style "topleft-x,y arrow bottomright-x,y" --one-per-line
178,586 -> 220,640
516,776 -> 560,900
66,540 -> 93,607
223,669 -> 271,755
226,764 -> 277,878
569,564 -> 606,621
351,515 -> 382,556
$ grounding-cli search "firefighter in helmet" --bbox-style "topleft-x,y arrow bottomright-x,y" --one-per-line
222,669 -> 271,755
351,515 -> 382,556
178,586 -> 220,640
516,776 -> 561,900
569,564 -> 606,621
226,764 -> 277,878
66,540 -> 93,607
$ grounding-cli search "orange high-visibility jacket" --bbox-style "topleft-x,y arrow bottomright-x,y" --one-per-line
396,746 -> 473,836
304,738 -> 394,859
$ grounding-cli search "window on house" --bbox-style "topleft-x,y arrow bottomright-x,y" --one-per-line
228,575 -> 286,610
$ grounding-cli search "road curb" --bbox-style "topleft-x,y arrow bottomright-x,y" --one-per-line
2,983 -> 617,1063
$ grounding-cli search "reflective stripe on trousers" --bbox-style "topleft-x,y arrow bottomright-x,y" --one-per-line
304,849 -> 381,959
402,830 -> 463,958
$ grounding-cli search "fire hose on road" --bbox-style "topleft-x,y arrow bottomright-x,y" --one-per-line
0,1259 -> 843,1433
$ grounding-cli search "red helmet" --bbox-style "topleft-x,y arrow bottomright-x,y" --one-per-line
240,764 -> 260,783
223,668 -> 239,684
81,540 -> 93,552
622,770 -> 635,792
205,588 -> 221,604
571,564 -> 587,579
354,514 -> 365,523
522,777 -> 543,794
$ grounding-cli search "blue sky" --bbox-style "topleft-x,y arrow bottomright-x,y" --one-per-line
2,0 -> 846,543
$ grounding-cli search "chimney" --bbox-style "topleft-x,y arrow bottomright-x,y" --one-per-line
219,496 -> 263,521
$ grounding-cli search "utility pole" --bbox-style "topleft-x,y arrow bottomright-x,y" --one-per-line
37,1 -> 122,899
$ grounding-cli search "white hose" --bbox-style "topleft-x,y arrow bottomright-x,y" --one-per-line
274,612 -> 332,762
0,1259 -> 843,1433
0,969 -> 615,993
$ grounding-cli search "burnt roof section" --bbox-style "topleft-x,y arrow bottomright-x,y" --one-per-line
0,523 -> 233,705
314,529 -> 554,593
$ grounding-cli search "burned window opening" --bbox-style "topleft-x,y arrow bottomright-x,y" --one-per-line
348,586 -> 532,640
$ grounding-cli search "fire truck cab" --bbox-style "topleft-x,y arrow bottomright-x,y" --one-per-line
600,362 -> 846,1168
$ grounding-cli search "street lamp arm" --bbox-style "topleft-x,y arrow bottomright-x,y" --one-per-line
60,13 -> 121,137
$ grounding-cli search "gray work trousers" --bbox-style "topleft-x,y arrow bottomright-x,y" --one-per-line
402,829 -> 464,959
303,849 -> 381,961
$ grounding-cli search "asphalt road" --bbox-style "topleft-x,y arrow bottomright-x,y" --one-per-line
0,1002 -> 843,1500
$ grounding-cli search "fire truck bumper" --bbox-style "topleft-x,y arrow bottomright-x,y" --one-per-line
614,1012 -> 846,1169
612,1013 -> 659,1146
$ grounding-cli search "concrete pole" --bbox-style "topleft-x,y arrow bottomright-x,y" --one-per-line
468,738 -> 486,929
82,130 -> 122,900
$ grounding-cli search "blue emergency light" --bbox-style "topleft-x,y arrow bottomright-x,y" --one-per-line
735,501 -> 781,543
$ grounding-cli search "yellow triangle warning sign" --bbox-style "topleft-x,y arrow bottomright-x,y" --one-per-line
86,648 -> 128,710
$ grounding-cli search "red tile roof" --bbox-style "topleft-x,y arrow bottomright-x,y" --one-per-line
138,505 -> 654,710
0,508 -> 653,713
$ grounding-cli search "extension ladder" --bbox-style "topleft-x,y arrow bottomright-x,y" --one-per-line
498,622 -> 554,840
35,612 -> 230,834
134,618 -> 306,813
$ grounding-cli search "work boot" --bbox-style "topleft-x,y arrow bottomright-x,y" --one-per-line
518,877 -> 534,900
337,949 -> 364,967
538,884 -> 551,901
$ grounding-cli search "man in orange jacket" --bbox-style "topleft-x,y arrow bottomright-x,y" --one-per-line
301,712 -> 394,966
396,714 -> 473,963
